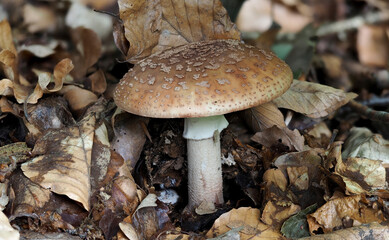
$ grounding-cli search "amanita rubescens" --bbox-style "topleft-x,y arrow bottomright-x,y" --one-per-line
114,39 -> 293,211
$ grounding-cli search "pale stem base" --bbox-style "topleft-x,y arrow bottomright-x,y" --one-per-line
187,131 -> 224,210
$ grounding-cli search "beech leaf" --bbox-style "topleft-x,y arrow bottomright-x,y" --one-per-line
242,102 -> 286,132
118,0 -> 241,62
251,125 -> 304,152
21,99 -> 108,210
273,80 -> 357,118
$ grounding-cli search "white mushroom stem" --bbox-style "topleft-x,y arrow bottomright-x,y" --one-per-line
183,115 -> 229,210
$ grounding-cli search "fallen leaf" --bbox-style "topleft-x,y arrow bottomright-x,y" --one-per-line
281,204 -> 317,239
70,27 -> 102,79
21,99 -> 109,210
19,41 -> 58,58
307,195 -> 385,234
357,24 -> 389,67
111,109 -> 149,170
263,169 -> 288,191
37,58 -> 74,93
0,20 -> 17,54
0,78 -> 13,96
117,0 -> 241,62
88,69 -> 107,94
242,102 -> 286,132
206,207 -> 282,239
273,80 -> 357,118
261,201 -> 301,230
251,125 -> 304,152
342,127 -> 389,167
0,211 -> 19,240
300,222 -> 389,240
59,85 -> 98,115
23,4 -> 57,33
0,142 -> 31,181
20,231 -> 83,240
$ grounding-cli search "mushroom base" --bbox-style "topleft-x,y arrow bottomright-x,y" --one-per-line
187,131 -> 224,210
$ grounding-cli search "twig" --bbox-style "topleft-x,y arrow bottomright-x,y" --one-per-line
348,100 -> 389,122
316,10 -> 389,36
343,60 -> 389,88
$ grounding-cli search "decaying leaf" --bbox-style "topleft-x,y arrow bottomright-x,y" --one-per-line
261,201 -> 301,230
342,127 -> 389,167
273,80 -> 357,118
206,207 -> 282,239
0,79 -> 13,96
0,142 -> 31,181
59,85 -> 98,115
37,58 -> 74,93
300,222 -> 389,240
242,102 -> 286,132
251,125 -> 304,151
117,0 -> 241,62
262,169 -> 288,191
0,211 -> 19,240
281,204 -> 317,239
19,41 -> 58,58
21,99 -> 108,210
111,109 -> 149,170
0,20 -> 17,54
307,195 -> 385,234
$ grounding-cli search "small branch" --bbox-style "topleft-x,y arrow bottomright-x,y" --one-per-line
316,10 -> 389,36
348,100 -> 389,122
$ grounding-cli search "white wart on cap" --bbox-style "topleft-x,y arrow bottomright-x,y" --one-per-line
114,39 -> 293,118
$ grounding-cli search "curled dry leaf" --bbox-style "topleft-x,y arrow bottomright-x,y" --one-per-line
117,0 -> 241,62
0,211 -> 19,240
21,99 -> 108,210
70,27 -> 102,79
263,169 -> 288,191
111,109 -> 149,170
251,125 -> 304,152
59,85 -> 98,115
38,58 -> 74,93
19,42 -> 58,58
242,102 -> 286,132
273,80 -> 357,118
0,79 -> 13,96
206,207 -> 282,239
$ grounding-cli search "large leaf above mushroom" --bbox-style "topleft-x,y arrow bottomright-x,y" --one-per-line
273,80 -> 357,118
117,0 -> 241,62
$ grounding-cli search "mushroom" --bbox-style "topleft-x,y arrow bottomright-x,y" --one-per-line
114,39 -> 293,211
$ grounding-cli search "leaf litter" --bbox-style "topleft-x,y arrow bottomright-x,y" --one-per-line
0,0 -> 389,239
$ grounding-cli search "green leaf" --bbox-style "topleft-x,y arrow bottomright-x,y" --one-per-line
281,204 -> 317,239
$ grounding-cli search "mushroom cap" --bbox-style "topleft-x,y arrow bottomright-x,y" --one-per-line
114,39 -> 293,118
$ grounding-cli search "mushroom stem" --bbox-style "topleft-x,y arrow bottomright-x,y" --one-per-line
183,115 -> 229,210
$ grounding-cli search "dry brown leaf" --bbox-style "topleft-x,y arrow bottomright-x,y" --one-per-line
206,207 -> 282,239
38,58 -> 74,93
251,125 -> 304,152
300,222 -> 389,240
111,109 -> 149,170
19,41 -> 58,58
118,0 -> 241,62
70,27 -> 102,79
357,24 -> 389,67
0,20 -> 17,54
21,100 -> 108,210
59,85 -> 98,115
261,201 -> 301,229
273,80 -> 357,118
307,195 -> 385,234
89,69 -> 107,94
0,79 -> 13,96
263,169 -> 288,191
242,102 -> 286,132
287,166 -> 309,190
23,4 -> 57,33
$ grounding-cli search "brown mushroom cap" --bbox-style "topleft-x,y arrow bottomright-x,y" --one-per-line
114,39 -> 293,118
